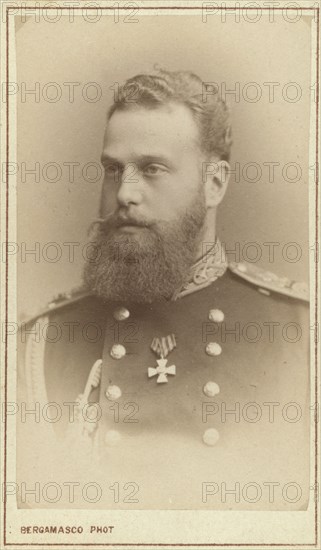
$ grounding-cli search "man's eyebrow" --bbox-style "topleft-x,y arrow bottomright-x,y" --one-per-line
101,153 -> 174,166
136,154 -> 173,165
100,154 -> 120,165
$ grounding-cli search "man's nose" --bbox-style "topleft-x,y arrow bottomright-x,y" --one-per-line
117,163 -> 143,206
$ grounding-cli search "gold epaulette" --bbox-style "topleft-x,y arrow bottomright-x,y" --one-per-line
228,262 -> 309,302
19,286 -> 93,327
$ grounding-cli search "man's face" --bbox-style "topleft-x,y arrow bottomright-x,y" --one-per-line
100,102 -> 205,225
84,103 -> 208,303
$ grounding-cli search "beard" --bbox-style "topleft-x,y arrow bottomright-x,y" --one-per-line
83,187 -> 206,303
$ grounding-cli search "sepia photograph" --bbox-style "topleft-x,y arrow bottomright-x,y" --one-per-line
1,1 -> 319,548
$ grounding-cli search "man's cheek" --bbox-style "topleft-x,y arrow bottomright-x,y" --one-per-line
101,178 -> 118,204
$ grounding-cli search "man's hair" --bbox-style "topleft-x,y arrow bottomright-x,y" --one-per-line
107,68 -> 232,161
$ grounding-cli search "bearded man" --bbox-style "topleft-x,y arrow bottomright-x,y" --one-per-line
17,69 -> 310,510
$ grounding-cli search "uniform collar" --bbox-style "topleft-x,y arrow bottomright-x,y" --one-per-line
173,239 -> 228,300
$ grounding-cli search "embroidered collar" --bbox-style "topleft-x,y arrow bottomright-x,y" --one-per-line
173,239 -> 228,300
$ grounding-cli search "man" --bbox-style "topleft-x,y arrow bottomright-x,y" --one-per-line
17,69 -> 310,510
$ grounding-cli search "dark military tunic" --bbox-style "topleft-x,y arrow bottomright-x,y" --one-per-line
17,248 -> 310,510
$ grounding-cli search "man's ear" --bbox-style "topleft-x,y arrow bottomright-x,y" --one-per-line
203,159 -> 230,208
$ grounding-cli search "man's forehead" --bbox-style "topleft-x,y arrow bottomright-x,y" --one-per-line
102,103 -> 200,160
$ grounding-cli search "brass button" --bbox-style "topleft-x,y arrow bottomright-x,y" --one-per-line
205,342 -> 222,356
110,344 -> 126,359
209,309 -> 224,323
113,307 -> 130,321
203,428 -> 220,446
203,381 -> 220,397
105,385 -> 122,401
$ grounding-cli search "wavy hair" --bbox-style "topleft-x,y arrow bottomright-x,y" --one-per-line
107,68 -> 232,161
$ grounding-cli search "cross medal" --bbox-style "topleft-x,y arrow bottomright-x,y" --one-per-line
148,334 -> 177,383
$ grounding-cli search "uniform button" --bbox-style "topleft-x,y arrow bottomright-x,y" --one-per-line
203,428 -> 220,446
113,307 -> 130,321
105,385 -> 122,401
105,430 -> 121,446
209,309 -> 225,323
110,344 -> 126,359
206,342 -> 222,356
203,381 -> 220,397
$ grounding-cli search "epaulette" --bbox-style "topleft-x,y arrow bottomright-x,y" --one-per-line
19,287 -> 93,327
228,261 -> 309,302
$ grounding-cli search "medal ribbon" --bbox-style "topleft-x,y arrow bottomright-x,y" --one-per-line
151,334 -> 176,358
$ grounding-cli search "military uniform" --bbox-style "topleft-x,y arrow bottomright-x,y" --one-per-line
17,242 -> 310,510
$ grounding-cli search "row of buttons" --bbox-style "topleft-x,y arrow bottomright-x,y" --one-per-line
104,380 -> 220,403
205,309 -> 224,444
110,342 -> 222,360
110,308 -> 224,360
104,306 -> 224,447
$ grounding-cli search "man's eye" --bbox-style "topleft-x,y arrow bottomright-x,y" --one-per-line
105,164 -> 120,174
104,164 -> 123,182
143,164 -> 167,176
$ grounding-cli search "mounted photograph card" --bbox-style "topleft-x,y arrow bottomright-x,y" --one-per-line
1,1 -> 319,548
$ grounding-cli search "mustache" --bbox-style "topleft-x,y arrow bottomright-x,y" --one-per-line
88,210 -> 157,235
